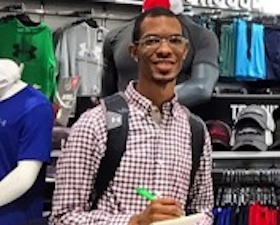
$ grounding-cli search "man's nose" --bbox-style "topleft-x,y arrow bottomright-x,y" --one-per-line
156,40 -> 172,56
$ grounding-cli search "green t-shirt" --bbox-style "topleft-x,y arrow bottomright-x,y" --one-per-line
0,18 -> 57,99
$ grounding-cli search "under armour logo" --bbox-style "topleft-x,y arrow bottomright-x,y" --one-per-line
0,118 -> 7,127
111,115 -> 121,124
106,111 -> 122,130
13,44 -> 36,61
79,43 -> 87,57
78,43 -> 101,58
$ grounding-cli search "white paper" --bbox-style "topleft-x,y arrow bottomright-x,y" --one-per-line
151,213 -> 204,225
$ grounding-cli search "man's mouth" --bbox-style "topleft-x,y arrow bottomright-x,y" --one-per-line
154,61 -> 174,71
154,59 -> 175,64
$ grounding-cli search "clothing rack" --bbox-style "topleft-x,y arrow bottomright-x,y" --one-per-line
213,168 -> 280,207
185,4 -> 258,13
0,3 -> 136,21
183,3 -> 262,18
213,168 -> 280,174
212,168 -> 280,187
0,4 -> 24,12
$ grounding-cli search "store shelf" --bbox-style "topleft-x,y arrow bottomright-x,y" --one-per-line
51,150 -> 280,159
212,151 -> 280,159
212,93 -> 280,99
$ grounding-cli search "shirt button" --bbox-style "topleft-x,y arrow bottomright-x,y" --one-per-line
158,159 -> 164,165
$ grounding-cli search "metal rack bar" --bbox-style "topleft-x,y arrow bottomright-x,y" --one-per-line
0,3 -> 136,21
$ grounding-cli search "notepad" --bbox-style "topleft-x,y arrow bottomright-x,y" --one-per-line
151,212 -> 204,225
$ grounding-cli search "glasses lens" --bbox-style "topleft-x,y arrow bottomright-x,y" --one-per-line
169,36 -> 186,46
138,35 -> 187,49
142,36 -> 161,47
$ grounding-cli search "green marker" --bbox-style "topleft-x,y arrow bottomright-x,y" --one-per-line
136,187 -> 157,201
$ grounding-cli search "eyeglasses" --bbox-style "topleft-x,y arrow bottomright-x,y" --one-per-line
135,35 -> 188,50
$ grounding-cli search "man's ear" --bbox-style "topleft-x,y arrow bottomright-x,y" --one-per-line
182,44 -> 189,60
129,43 -> 138,62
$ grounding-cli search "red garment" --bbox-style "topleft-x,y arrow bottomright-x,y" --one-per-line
278,209 -> 280,225
269,208 -> 277,225
249,203 -> 258,225
249,203 -> 271,225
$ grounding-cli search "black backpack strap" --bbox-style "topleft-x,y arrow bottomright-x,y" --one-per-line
185,113 -> 205,210
91,92 -> 129,209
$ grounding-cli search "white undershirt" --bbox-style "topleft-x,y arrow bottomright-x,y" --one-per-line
0,80 -> 27,101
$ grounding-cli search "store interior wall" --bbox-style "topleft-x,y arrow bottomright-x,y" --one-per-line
0,0 -> 141,31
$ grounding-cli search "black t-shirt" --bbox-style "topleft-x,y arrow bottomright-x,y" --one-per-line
102,15 -> 218,97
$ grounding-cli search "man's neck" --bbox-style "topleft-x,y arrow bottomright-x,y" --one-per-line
0,80 -> 27,101
136,80 -> 175,108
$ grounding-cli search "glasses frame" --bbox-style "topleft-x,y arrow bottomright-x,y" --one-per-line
134,35 -> 189,50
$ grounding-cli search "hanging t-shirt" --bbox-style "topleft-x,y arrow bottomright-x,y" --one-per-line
234,19 -> 266,80
55,22 -> 108,97
0,18 -> 57,99
0,85 -> 53,225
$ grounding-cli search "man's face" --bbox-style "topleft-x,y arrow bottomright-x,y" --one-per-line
131,15 -> 188,85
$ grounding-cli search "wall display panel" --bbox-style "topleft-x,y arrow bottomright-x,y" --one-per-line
192,94 -> 280,126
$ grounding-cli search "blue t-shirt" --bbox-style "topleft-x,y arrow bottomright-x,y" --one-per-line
0,85 -> 53,225
234,19 -> 266,80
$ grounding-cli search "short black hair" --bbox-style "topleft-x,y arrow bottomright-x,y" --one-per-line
132,7 -> 183,43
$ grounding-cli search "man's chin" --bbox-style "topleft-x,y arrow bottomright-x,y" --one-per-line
152,75 -> 176,85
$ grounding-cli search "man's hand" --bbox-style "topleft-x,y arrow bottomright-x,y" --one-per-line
129,197 -> 182,225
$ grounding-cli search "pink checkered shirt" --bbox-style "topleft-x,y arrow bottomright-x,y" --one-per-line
50,81 -> 213,225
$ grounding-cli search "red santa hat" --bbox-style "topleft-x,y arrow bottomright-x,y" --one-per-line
142,0 -> 184,15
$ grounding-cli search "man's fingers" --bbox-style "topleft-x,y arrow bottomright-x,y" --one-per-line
150,213 -> 180,223
149,199 -> 182,216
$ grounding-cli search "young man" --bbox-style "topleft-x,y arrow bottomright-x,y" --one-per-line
50,8 -> 213,225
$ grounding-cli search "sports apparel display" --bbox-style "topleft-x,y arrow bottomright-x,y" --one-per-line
271,107 -> 280,150
0,17 -> 57,99
55,22 -> 108,97
219,23 -> 235,77
234,19 -> 266,80
213,168 -> 280,225
231,105 -> 275,151
206,120 -> 231,151
215,17 -> 280,81
265,27 -> 280,80
0,85 -> 53,225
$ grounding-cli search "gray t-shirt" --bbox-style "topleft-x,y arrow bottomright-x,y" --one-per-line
56,22 -> 108,97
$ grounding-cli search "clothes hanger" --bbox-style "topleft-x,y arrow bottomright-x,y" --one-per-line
70,17 -> 98,29
70,8 -> 98,28
15,12 -> 40,26
85,17 -> 98,28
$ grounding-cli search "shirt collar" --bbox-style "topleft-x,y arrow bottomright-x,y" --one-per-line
124,81 -> 181,119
